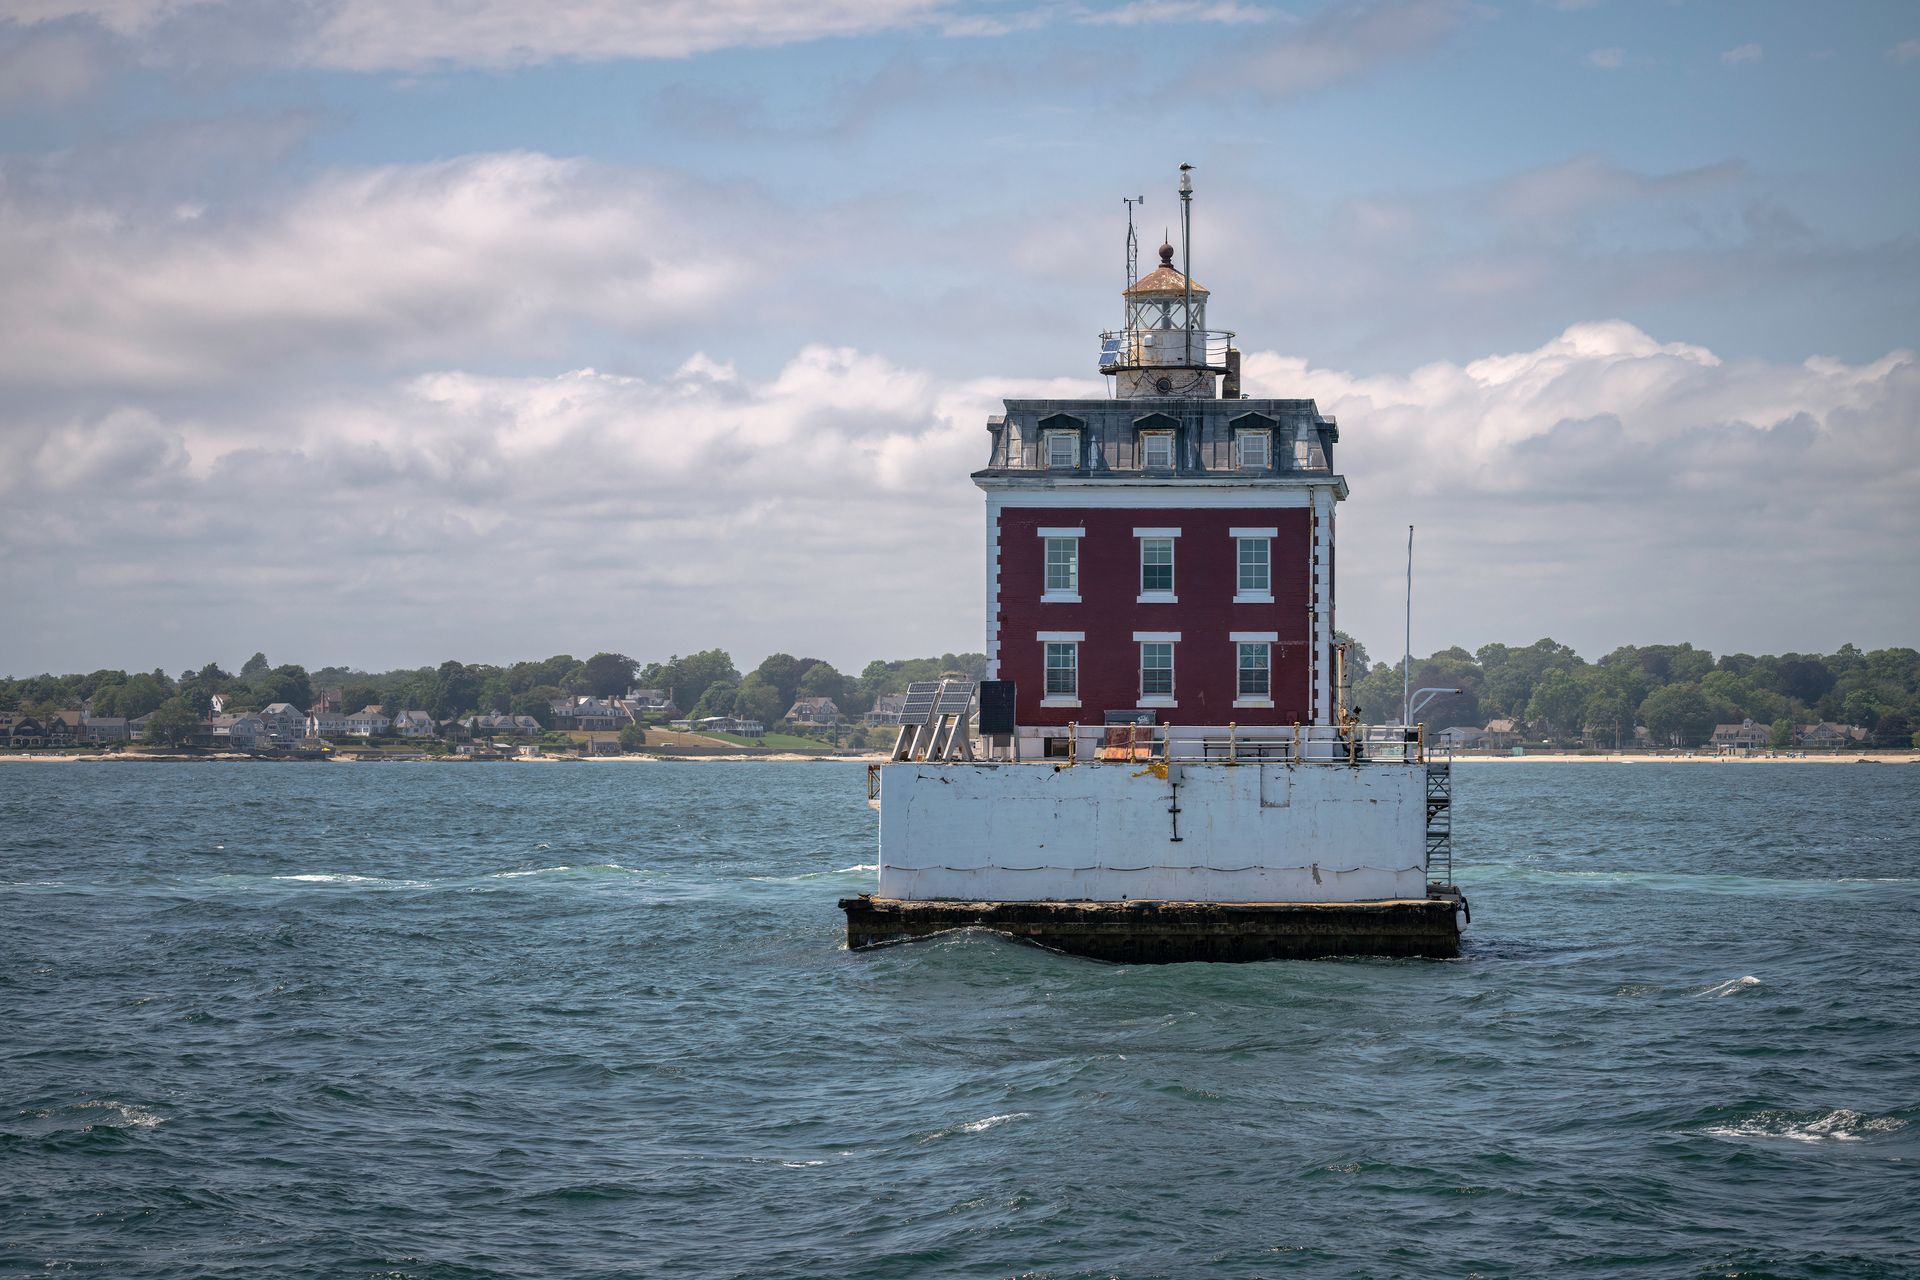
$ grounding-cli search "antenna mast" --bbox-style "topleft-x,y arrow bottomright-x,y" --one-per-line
1123,194 -> 1144,327
1403,524 -> 1414,725
1178,164 -> 1194,367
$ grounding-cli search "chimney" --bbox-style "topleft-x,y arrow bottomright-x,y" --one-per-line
1222,347 -> 1242,399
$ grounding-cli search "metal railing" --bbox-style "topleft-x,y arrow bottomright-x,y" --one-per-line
1099,328 -> 1236,373
955,722 -> 1431,767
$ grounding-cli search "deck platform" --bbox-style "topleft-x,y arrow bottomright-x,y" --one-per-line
840,894 -> 1463,963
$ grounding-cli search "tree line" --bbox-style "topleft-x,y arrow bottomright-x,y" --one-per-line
0,649 -> 990,733
1342,637 -> 1920,749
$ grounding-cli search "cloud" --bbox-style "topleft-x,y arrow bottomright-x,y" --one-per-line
1239,322 -> 1918,655
0,152 -> 769,389
1,0 -> 1276,77
1890,39 -> 1920,64
1205,0 -> 1475,99
1584,46 -> 1623,70
2,321 -> 1913,673
1721,43 -> 1762,65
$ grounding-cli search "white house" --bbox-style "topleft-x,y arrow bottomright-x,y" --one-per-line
391,710 -> 434,738
344,705 -> 392,736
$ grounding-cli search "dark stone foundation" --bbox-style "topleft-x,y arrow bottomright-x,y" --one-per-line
839,895 -> 1463,963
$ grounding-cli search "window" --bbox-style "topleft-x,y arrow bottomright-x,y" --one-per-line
1237,538 -> 1270,594
1238,643 -> 1270,698
1236,430 -> 1269,469
1141,643 -> 1174,698
1044,538 -> 1078,595
1047,432 -> 1078,468
1045,643 -> 1078,697
1141,433 -> 1174,469
1140,538 -> 1174,594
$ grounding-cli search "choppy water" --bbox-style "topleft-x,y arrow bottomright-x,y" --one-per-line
2,761 -> 1917,1278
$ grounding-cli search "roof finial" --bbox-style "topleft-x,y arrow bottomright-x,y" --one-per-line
1159,237 -> 1174,266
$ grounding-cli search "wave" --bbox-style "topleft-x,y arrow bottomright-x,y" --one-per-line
1697,975 -> 1762,998
920,1112 -> 1032,1142
1703,1108 -> 1908,1143
747,864 -> 878,882
74,1100 -> 165,1131
269,873 -> 429,888
485,864 -> 649,879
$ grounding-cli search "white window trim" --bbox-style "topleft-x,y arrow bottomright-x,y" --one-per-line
1045,431 -> 1079,468
1233,593 -> 1275,605
1040,697 -> 1082,708
1041,533 -> 1080,603
1139,696 -> 1179,708
1230,631 -> 1280,642
1233,698 -> 1276,709
1235,431 -> 1271,469
1138,532 -> 1176,602
1140,431 -> 1176,469
1037,630 -> 1085,642
1137,592 -> 1179,604
1133,527 -> 1182,538
1234,532 -> 1273,603
1234,636 -> 1274,706
1133,631 -> 1183,642
1230,527 -> 1278,538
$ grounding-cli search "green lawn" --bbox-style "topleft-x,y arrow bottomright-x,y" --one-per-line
701,731 -> 844,749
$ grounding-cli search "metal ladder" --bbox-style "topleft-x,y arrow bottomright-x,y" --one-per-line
1425,756 -> 1453,888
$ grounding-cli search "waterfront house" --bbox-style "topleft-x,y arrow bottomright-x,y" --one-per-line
549,696 -> 625,731
1482,719 -> 1521,749
344,705 -> 391,736
127,713 -> 153,740
864,693 -> 909,726
82,716 -> 130,743
307,710 -> 352,737
623,688 -> 680,717
1435,726 -> 1488,750
1795,722 -> 1866,749
259,703 -> 306,742
311,687 -> 345,714
45,710 -> 86,745
694,716 -> 764,736
784,697 -> 842,728
391,710 -> 435,738
0,713 -> 47,748
200,714 -> 266,749
1710,719 -> 1770,753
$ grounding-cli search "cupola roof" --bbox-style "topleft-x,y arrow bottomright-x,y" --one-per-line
1123,241 -> 1209,298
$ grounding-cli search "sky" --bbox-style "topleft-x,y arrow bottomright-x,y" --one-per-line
0,0 -> 1915,678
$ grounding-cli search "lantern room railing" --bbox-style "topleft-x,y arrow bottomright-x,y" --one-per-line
1099,328 -> 1235,373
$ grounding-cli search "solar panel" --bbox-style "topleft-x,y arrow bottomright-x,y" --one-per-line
934,680 -> 977,714
900,682 -> 941,722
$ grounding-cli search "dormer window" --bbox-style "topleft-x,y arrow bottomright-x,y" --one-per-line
1235,430 -> 1269,470
1141,432 -> 1174,469
1046,432 -> 1078,468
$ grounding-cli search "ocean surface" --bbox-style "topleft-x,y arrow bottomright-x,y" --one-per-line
1,760 -> 1916,1279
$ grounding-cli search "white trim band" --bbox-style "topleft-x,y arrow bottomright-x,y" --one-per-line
1133,631 -> 1183,642
1037,527 -> 1085,538
1133,527 -> 1182,538
1231,631 -> 1280,642
1036,630 -> 1086,642
1231,527 -> 1279,538
1233,593 -> 1275,605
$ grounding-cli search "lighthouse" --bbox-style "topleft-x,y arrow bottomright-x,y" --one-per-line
843,171 -> 1466,963
979,172 -> 1343,744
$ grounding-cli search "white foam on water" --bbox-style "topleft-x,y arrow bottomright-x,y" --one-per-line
270,873 -> 427,887
748,864 -> 879,882
76,1100 -> 164,1130
958,1112 -> 1030,1134
1704,1108 -> 1908,1143
1698,975 -> 1762,997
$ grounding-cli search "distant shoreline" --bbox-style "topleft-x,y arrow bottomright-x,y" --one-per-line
2,750 -> 1914,766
